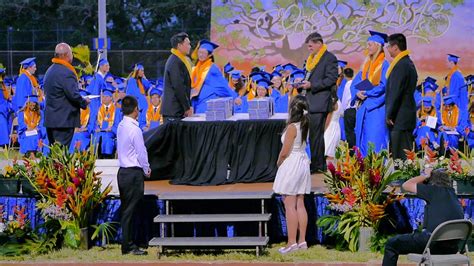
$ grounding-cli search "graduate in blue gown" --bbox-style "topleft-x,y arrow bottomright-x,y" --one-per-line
230,70 -> 249,113
69,89 -> 97,153
336,60 -> 348,140
142,87 -> 163,132
437,95 -> 466,150
445,54 -> 468,123
190,40 -> 237,114
413,97 -> 439,150
352,30 -> 390,156
12,58 -> 43,112
271,71 -> 289,113
94,85 -> 120,158
0,67 -> 12,147
88,58 -> 109,111
126,63 -> 151,120
465,98 -> 474,150
17,95 -> 47,156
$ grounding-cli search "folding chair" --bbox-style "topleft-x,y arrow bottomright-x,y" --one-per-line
408,219 -> 472,266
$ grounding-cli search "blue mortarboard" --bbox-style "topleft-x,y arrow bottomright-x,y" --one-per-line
98,58 -> 109,67
224,62 -> 234,74
103,84 -> 115,96
424,76 -> 437,84
24,94 -> 39,103
3,78 -> 13,86
149,87 -> 163,97
260,71 -> 272,81
465,75 -> 474,84
199,39 -> 219,54
273,65 -> 283,73
447,54 -> 460,63
249,72 -> 264,82
290,69 -> 305,81
443,95 -> 456,105
0,67 -> 5,74
259,66 -> 266,72
134,63 -> 144,71
422,96 -> 432,106
422,81 -> 437,93
271,71 -> 282,78
256,78 -> 272,89
282,63 -> 297,72
230,70 -> 242,79
20,57 -> 36,68
368,30 -> 388,45
337,60 -> 348,68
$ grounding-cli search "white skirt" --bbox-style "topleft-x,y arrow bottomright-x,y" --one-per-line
273,151 -> 311,195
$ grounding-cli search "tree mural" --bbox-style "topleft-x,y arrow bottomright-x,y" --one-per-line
212,0 -> 464,67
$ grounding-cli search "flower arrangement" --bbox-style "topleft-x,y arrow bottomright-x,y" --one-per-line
0,205 -> 36,256
25,143 -> 112,249
317,143 -> 404,252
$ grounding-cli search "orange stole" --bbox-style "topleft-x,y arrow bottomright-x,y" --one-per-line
2,83 -> 10,100
191,59 -> 213,98
80,107 -> 90,127
361,52 -> 385,85
97,104 -> 116,128
24,109 -> 40,129
146,104 -> 161,126
137,78 -> 145,95
441,106 -> 459,128
51,58 -> 79,80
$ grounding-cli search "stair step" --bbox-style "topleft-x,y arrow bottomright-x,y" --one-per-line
149,236 -> 269,247
154,213 -> 271,223
158,191 -> 273,200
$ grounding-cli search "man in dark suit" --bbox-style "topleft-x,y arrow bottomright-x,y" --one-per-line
300,32 -> 338,173
161,32 -> 192,123
385,33 -> 418,160
44,43 -> 90,147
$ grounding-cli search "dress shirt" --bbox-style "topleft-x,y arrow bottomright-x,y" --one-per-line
117,115 -> 150,174
341,79 -> 354,111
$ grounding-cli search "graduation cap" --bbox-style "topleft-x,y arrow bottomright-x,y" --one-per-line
422,81 -> 438,93
249,72 -> 264,82
282,63 -> 297,72
259,66 -> 266,72
230,70 -> 242,80
223,62 -> 234,74
422,96 -> 433,107
465,75 -> 474,84
79,89 -> 91,97
368,30 -> 388,45
0,67 -> 5,74
256,78 -> 272,89
337,60 -> 348,68
24,94 -> 39,103
199,39 -> 219,54
98,58 -> 109,67
20,57 -> 36,68
424,76 -> 437,84
271,71 -> 282,78
102,84 -> 115,96
443,95 -> 456,105
260,71 -> 272,80
447,54 -> 460,63
3,78 -> 13,86
273,64 -> 283,73
133,63 -> 144,71
149,87 -> 163,97
290,69 -> 305,82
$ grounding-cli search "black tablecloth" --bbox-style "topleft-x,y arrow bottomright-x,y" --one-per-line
144,119 -> 286,185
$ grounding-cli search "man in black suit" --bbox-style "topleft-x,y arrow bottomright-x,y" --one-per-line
161,32 -> 193,123
299,32 -> 338,173
44,43 -> 90,147
385,33 -> 418,160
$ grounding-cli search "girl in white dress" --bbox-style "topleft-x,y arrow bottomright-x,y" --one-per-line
273,95 -> 311,254
324,97 -> 343,160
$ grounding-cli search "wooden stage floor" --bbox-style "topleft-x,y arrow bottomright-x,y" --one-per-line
144,174 -> 327,196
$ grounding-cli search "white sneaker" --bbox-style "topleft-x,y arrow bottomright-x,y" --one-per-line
278,243 -> 298,254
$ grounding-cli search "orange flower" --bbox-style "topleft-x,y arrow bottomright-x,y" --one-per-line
425,146 -> 438,163
404,149 -> 416,161
325,193 -> 344,204
14,206 -> 27,228
55,186 -> 68,208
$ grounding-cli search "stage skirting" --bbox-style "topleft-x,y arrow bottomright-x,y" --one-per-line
1,194 -> 472,247
144,120 -> 286,185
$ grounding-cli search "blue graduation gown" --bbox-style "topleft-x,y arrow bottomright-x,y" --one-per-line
275,93 -> 289,113
234,94 -> 249,113
12,73 -> 34,112
354,61 -> 390,156
437,106 -> 466,149
69,107 -> 98,153
17,110 -> 47,154
191,64 -> 237,114
0,88 -> 12,146
337,78 -> 347,140
94,105 -> 120,155
127,77 -> 150,128
448,70 -> 468,124
88,73 -> 107,111
413,117 -> 439,150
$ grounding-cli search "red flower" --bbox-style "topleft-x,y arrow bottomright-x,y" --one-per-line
14,206 -> 27,228
328,162 -> 336,177
77,168 -> 85,179
341,187 -> 357,206
66,186 -> 74,195
72,177 -> 81,187
369,169 -> 382,187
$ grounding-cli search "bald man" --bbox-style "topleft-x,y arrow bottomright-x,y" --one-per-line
44,43 -> 90,148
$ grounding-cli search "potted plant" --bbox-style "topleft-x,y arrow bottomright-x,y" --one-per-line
317,143 -> 404,252
448,149 -> 473,194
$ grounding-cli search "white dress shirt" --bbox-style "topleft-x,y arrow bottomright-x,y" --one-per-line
117,116 -> 151,174
341,79 -> 354,111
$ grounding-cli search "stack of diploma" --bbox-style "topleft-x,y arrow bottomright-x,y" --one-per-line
248,98 -> 274,119
205,97 -> 234,121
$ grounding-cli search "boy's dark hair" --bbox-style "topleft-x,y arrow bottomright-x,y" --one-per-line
387,33 -> 407,51
427,168 -> 453,188
305,32 -> 324,44
122,95 -> 138,115
343,68 -> 354,78
170,32 -> 189,49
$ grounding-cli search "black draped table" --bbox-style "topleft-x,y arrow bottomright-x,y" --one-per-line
143,119 -> 286,185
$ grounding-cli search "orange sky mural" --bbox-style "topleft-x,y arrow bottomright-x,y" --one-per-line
211,0 -> 474,83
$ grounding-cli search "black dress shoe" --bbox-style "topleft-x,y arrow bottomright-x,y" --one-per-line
122,248 -> 148,256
